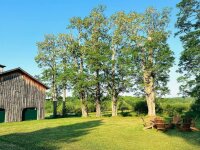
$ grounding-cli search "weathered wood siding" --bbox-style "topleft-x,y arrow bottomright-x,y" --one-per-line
0,72 -> 46,122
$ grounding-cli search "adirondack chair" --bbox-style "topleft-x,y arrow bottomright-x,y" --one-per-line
172,115 -> 182,124
179,118 -> 192,131
141,117 -> 154,130
190,116 -> 200,131
172,115 -> 182,128
154,118 -> 168,131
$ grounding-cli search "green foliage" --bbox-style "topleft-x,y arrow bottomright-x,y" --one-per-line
118,96 -> 162,115
118,99 -> 132,112
64,100 -> 82,116
35,34 -> 60,92
45,100 -> 53,114
57,33 -> 75,89
104,11 -> 135,99
101,100 -> 111,112
176,0 -> 200,115
161,104 -> 189,117
134,101 -> 148,114
157,97 -> 194,116
45,97 -> 96,116
45,96 -> 196,117
129,7 -> 175,97
37,5 -> 200,117
83,6 -> 111,113
35,34 -> 62,117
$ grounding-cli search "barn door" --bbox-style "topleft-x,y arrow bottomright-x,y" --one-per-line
22,108 -> 37,121
0,108 -> 5,123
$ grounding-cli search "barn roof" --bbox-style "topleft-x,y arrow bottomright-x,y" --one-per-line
0,67 -> 49,89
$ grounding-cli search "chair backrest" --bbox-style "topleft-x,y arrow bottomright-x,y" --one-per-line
155,119 -> 164,123
181,118 -> 192,131
183,118 -> 192,124
154,117 -> 164,123
172,116 -> 181,124
154,119 -> 166,129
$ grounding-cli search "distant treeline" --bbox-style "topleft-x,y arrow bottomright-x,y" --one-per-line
45,96 -> 195,117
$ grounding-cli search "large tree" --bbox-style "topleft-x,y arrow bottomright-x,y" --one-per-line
106,12 -> 136,116
176,0 -> 200,113
84,6 -> 110,117
35,34 -> 60,117
68,17 -> 90,117
130,8 -> 175,116
57,33 -> 74,116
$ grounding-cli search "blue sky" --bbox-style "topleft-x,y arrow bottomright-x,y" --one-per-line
0,0 -> 183,97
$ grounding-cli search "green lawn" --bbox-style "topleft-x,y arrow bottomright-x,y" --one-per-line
0,117 -> 200,150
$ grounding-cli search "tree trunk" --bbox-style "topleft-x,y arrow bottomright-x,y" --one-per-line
141,43 -> 156,116
96,100 -> 101,117
62,87 -> 67,117
52,75 -> 57,118
81,92 -> 88,117
78,55 -> 89,117
112,95 -> 118,116
96,70 -> 101,117
111,46 -> 117,116
53,101 -> 57,117
143,70 -> 156,116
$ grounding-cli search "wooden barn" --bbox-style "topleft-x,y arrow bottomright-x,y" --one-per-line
0,64 -> 48,123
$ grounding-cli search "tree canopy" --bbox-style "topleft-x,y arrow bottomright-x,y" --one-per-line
176,0 -> 200,114
35,5 -> 175,117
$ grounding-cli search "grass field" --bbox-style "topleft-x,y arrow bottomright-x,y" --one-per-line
0,117 -> 200,150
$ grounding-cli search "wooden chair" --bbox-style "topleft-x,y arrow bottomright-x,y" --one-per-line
172,116 -> 181,124
141,117 -> 154,130
171,115 -> 182,129
190,117 -> 200,131
179,118 -> 192,131
154,118 -> 167,131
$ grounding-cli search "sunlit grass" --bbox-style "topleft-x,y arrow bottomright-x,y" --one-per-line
0,116 -> 199,150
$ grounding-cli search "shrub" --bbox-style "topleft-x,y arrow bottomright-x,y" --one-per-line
120,111 -> 132,117
161,103 -> 189,117
118,99 -> 132,112
134,101 -> 148,114
45,100 -> 53,114
87,101 -> 96,112
101,100 -> 111,112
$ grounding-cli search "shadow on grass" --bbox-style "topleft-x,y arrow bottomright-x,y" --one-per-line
163,119 -> 200,147
0,120 -> 102,150
45,114 -> 82,120
166,130 -> 200,146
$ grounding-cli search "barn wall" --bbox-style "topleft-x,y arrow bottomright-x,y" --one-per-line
0,72 -> 46,122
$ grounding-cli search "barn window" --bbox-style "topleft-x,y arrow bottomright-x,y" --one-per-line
22,107 -> 37,121
0,108 -> 5,123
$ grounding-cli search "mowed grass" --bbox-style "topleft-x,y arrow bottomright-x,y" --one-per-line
0,117 -> 200,150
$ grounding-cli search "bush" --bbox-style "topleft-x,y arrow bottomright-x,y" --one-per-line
101,100 -> 111,112
120,111 -> 132,117
118,99 -> 132,112
45,100 -> 53,114
185,98 -> 200,118
161,103 -> 189,117
87,101 -> 96,112
134,101 -> 148,114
